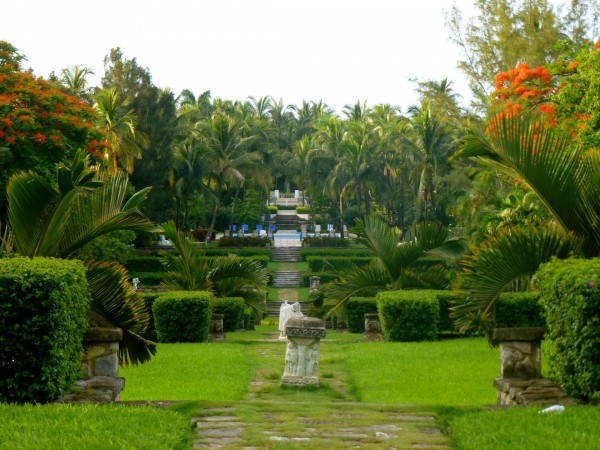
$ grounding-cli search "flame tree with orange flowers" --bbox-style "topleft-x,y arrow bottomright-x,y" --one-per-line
451,39 -> 600,333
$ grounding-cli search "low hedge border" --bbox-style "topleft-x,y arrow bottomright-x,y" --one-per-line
306,256 -> 372,272
377,290 -> 440,342
153,291 -> 213,343
347,297 -> 378,333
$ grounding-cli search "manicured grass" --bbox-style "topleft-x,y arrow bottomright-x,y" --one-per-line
119,343 -> 251,401
342,338 -> 499,405
0,403 -> 192,450
446,405 -> 600,450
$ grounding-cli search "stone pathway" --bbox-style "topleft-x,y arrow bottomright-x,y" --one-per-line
191,342 -> 450,449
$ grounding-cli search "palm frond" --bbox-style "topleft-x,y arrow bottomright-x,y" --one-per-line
452,224 -> 581,332
85,260 -> 156,366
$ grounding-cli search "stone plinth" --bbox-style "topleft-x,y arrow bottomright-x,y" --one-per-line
493,327 -> 545,379
281,317 -> 326,386
492,327 -> 573,406
364,313 -> 383,342
209,314 -> 226,342
60,327 -> 124,403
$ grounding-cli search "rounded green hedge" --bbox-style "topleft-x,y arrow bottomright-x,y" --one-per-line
538,258 -> 600,402
211,297 -> 246,331
153,291 -> 213,343
377,290 -> 440,342
347,297 -> 378,333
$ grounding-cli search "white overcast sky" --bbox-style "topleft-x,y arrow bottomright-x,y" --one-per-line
2,0 -> 515,114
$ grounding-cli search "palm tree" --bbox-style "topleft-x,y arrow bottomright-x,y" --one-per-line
326,216 -> 465,314
451,108 -> 599,332
61,65 -> 95,99
4,151 -> 160,365
193,111 -> 259,241
94,87 -> 148,174
159,221 -> 269,312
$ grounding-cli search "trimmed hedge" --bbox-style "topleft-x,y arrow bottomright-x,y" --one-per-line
306,256 -> 372,272
267,205 -> 278,213
296,206 -> 310,214
218,236 -> 270,247
302,272 -> 339,287
436,291 -> 467,333
211,297 -> 246,331
153,291 -> 213,343
204,248 -> 272,258
0,257 -> 90,404
537,258 -> 600,402
377,290 -> 440,342
140,293 -> 162,342
495,292 -> 545,328
303,237 -> 351,247
347,297 -> 378,332
125,256 -> 163,273
300,248 -> 372,261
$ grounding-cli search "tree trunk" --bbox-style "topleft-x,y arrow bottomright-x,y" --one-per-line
206,197 -> 221,244
230,182 -> 242,228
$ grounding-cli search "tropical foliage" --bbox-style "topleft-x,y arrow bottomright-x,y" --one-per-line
159,221 -> 269,313
2,151 -> 159,365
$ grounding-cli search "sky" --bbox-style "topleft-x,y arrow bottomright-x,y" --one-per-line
3,0 -> 482,114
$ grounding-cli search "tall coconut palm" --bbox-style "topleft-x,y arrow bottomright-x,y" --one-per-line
94,87 -> 148,174
61,65 -> 95,99
451,108 -> 599,332
326,216 -> 466,315
4,151 -> 160,365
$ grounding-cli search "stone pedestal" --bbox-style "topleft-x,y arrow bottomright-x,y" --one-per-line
492,327 -> 572,406
309,276 -> 321,293
59,327 -> 124,403
209,314 -> 226,342
364,313 -> 383,342
281,317 -> 326,386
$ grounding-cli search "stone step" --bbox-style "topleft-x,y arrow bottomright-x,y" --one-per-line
271,271 -> 303,287
266,301 -> 310,317
271,247 -> 302,262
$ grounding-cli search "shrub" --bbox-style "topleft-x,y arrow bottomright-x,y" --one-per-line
296,206 -> 310,214
217,236 -> 270,247
537,258 -> 600,402
300,248 -> 372,261
0,257 -> 90,404
140,293 -> 161,342
437,291 -> 468,333
267,205 -> 278,214
303,237 -> 351,248
125,256 -> 163,273
377,290 -> 440,342
347,297 -> 378,332
306,256 -> 372,272
204,248 -> 272,258
152,291 -> 213,343
495,292 -> 545,328
190,228 -> 216,242
211,297 -> 246,331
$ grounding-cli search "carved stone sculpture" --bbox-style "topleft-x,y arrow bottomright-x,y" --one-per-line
281,317 -> 326,386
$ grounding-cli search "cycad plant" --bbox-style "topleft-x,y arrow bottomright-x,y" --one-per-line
160,221 -> 269,313
325,216 -> 465,314
452,108 -> 600,332
3,151 -> 159,365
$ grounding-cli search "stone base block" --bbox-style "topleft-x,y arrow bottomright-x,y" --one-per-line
494,377 -> 575,406
58,376 -> 125,404
281,375 -> 319,386
209,333 -> 226,342
364,333 -> 383,342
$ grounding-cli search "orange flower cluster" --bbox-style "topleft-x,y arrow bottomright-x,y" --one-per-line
492,63 -> 554,103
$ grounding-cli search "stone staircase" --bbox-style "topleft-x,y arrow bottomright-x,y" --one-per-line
274,212 -> 300,229
271,247 -> 302,262
266,301 -> 309,317
271,271 -> 303,287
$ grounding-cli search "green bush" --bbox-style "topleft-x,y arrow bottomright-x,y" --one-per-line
437,291 -> 467,333
204,248 -> 272,258
302,272 -> 339,287
306,256 -> 372,272
303,237 -> 351,247
495,292 -> 545,328
267,205 -> 278,214
0,257 -> 90,404
377,290 -> 440,342
211,297 -> 246,331
300,248 -> 371,261
296,206 -> 310,214
217,236 -> 270,247
537,258 -> 600,402
125,256 -> 163,273
140,293 -> 162,342
152,291 -> 213,343
347,297 -> 378,332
